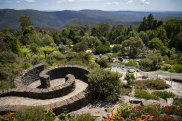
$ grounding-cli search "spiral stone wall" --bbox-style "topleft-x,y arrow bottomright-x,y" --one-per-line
0,64 -> 91,115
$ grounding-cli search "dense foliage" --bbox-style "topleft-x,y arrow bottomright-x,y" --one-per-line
87,67 -> 122,102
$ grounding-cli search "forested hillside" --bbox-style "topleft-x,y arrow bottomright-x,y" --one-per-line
0,9 -> 182,30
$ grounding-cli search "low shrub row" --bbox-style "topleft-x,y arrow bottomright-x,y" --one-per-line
152,91 -> 175,99
134,79 -> 170,90
135,89 -> 159,100
135,89 -> 175,100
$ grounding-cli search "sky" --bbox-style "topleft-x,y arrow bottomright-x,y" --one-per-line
0,0 -> 182,11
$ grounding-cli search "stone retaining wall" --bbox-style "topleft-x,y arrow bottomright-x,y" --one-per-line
0,74 -> 75,99
0,89 -> 91,115
0,64 -> 91,115
40,65 -> 90,88
21,64 -> 44,86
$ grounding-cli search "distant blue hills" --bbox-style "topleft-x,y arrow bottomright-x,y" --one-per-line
0,9 -> 182,30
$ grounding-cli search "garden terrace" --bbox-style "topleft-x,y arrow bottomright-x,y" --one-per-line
0,64 -> 91,115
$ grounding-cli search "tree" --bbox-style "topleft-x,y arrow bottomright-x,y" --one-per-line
172,33 -> 182,52
19,16 -> 32,31
147,14 -> 154,30
122,37 -> 145,58
68,30 -> 76,43
40,46 -> 55,59
138,17 -> 148,31
112,45 -> 122,53
52,32 -> 61,45
3,34 -> 21,55
73,41 -> 88,52
139,31 -> 149,46
96,58 -> 109,68
139,53 -> 163,71
95,45 -> 111,54
148,37 -> 164,50
157,27 -> 167,44
38,33 -> 54,46
91,27 -> 100,37
164,18 -> 182,40
97,22 -> 110,34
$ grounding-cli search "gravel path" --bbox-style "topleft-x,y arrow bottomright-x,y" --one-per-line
0,79 -> 88,106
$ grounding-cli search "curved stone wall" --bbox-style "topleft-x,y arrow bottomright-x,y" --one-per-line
39,65 -> 90,88
0,89 -> 91,115
0,64 -> 91,115
0,74 -> 76,99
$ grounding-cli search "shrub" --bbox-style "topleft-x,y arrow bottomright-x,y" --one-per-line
125,60 -> 139,68
162,105 -> 182,117
134,81 -> 147,90
161,64 -> 172,71
135,89 -> 159,100
125,72 -> 135,86
135,79 -> 169,90
120,87 -> 132,95
112,45 -> 122,53
152,91 -> 175,99
95,45 -> 111,54
171,64 -> 182,73
14,107 -> 46,121
22,62 -> 32,69
47,51 -> 66,61
0,81 -> 16,91
87,67 -> 122,102
74,113 -> 95,121
58,112 -> 74,121
173,98 -> 182,107
96,58 -> 109,68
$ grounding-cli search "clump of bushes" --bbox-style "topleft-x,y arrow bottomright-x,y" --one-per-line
135,89 -> 159,100
173,98 -> 182,107
87,67 -> 122,102
152,91 -> 175,99
96,58 -> 109,68
169,64 -> 182,73
22,62 -> 32,69
125,60 -> 139,68
120,87 -> 132,95
161,64 -> 172,71
134,79 -> 169,90
125,72 -> 135,86
59,113 -> 95,121
14,107 -> 55,121
0,81 -> 16,91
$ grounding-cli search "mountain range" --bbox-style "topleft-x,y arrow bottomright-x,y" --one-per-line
0,9 -> 182,30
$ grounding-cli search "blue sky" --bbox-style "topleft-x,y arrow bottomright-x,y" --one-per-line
0,0 -> 182,11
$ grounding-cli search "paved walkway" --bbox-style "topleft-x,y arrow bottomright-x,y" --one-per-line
0,79 -> 88,106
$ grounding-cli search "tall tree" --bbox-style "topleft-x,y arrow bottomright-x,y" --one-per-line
19,16 -> 32,31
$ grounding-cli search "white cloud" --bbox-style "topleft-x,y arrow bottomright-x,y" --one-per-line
25,0 -> 35,2
56,0 -> 99,3
127,0 -> 134,4
140,0 -> 150,5
106,1 -> 119,5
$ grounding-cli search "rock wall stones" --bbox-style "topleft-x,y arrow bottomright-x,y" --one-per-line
0,74 -> 76,99
0,89 -> 91,115
21,64 -> 44,86
39,65 -> 90,88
